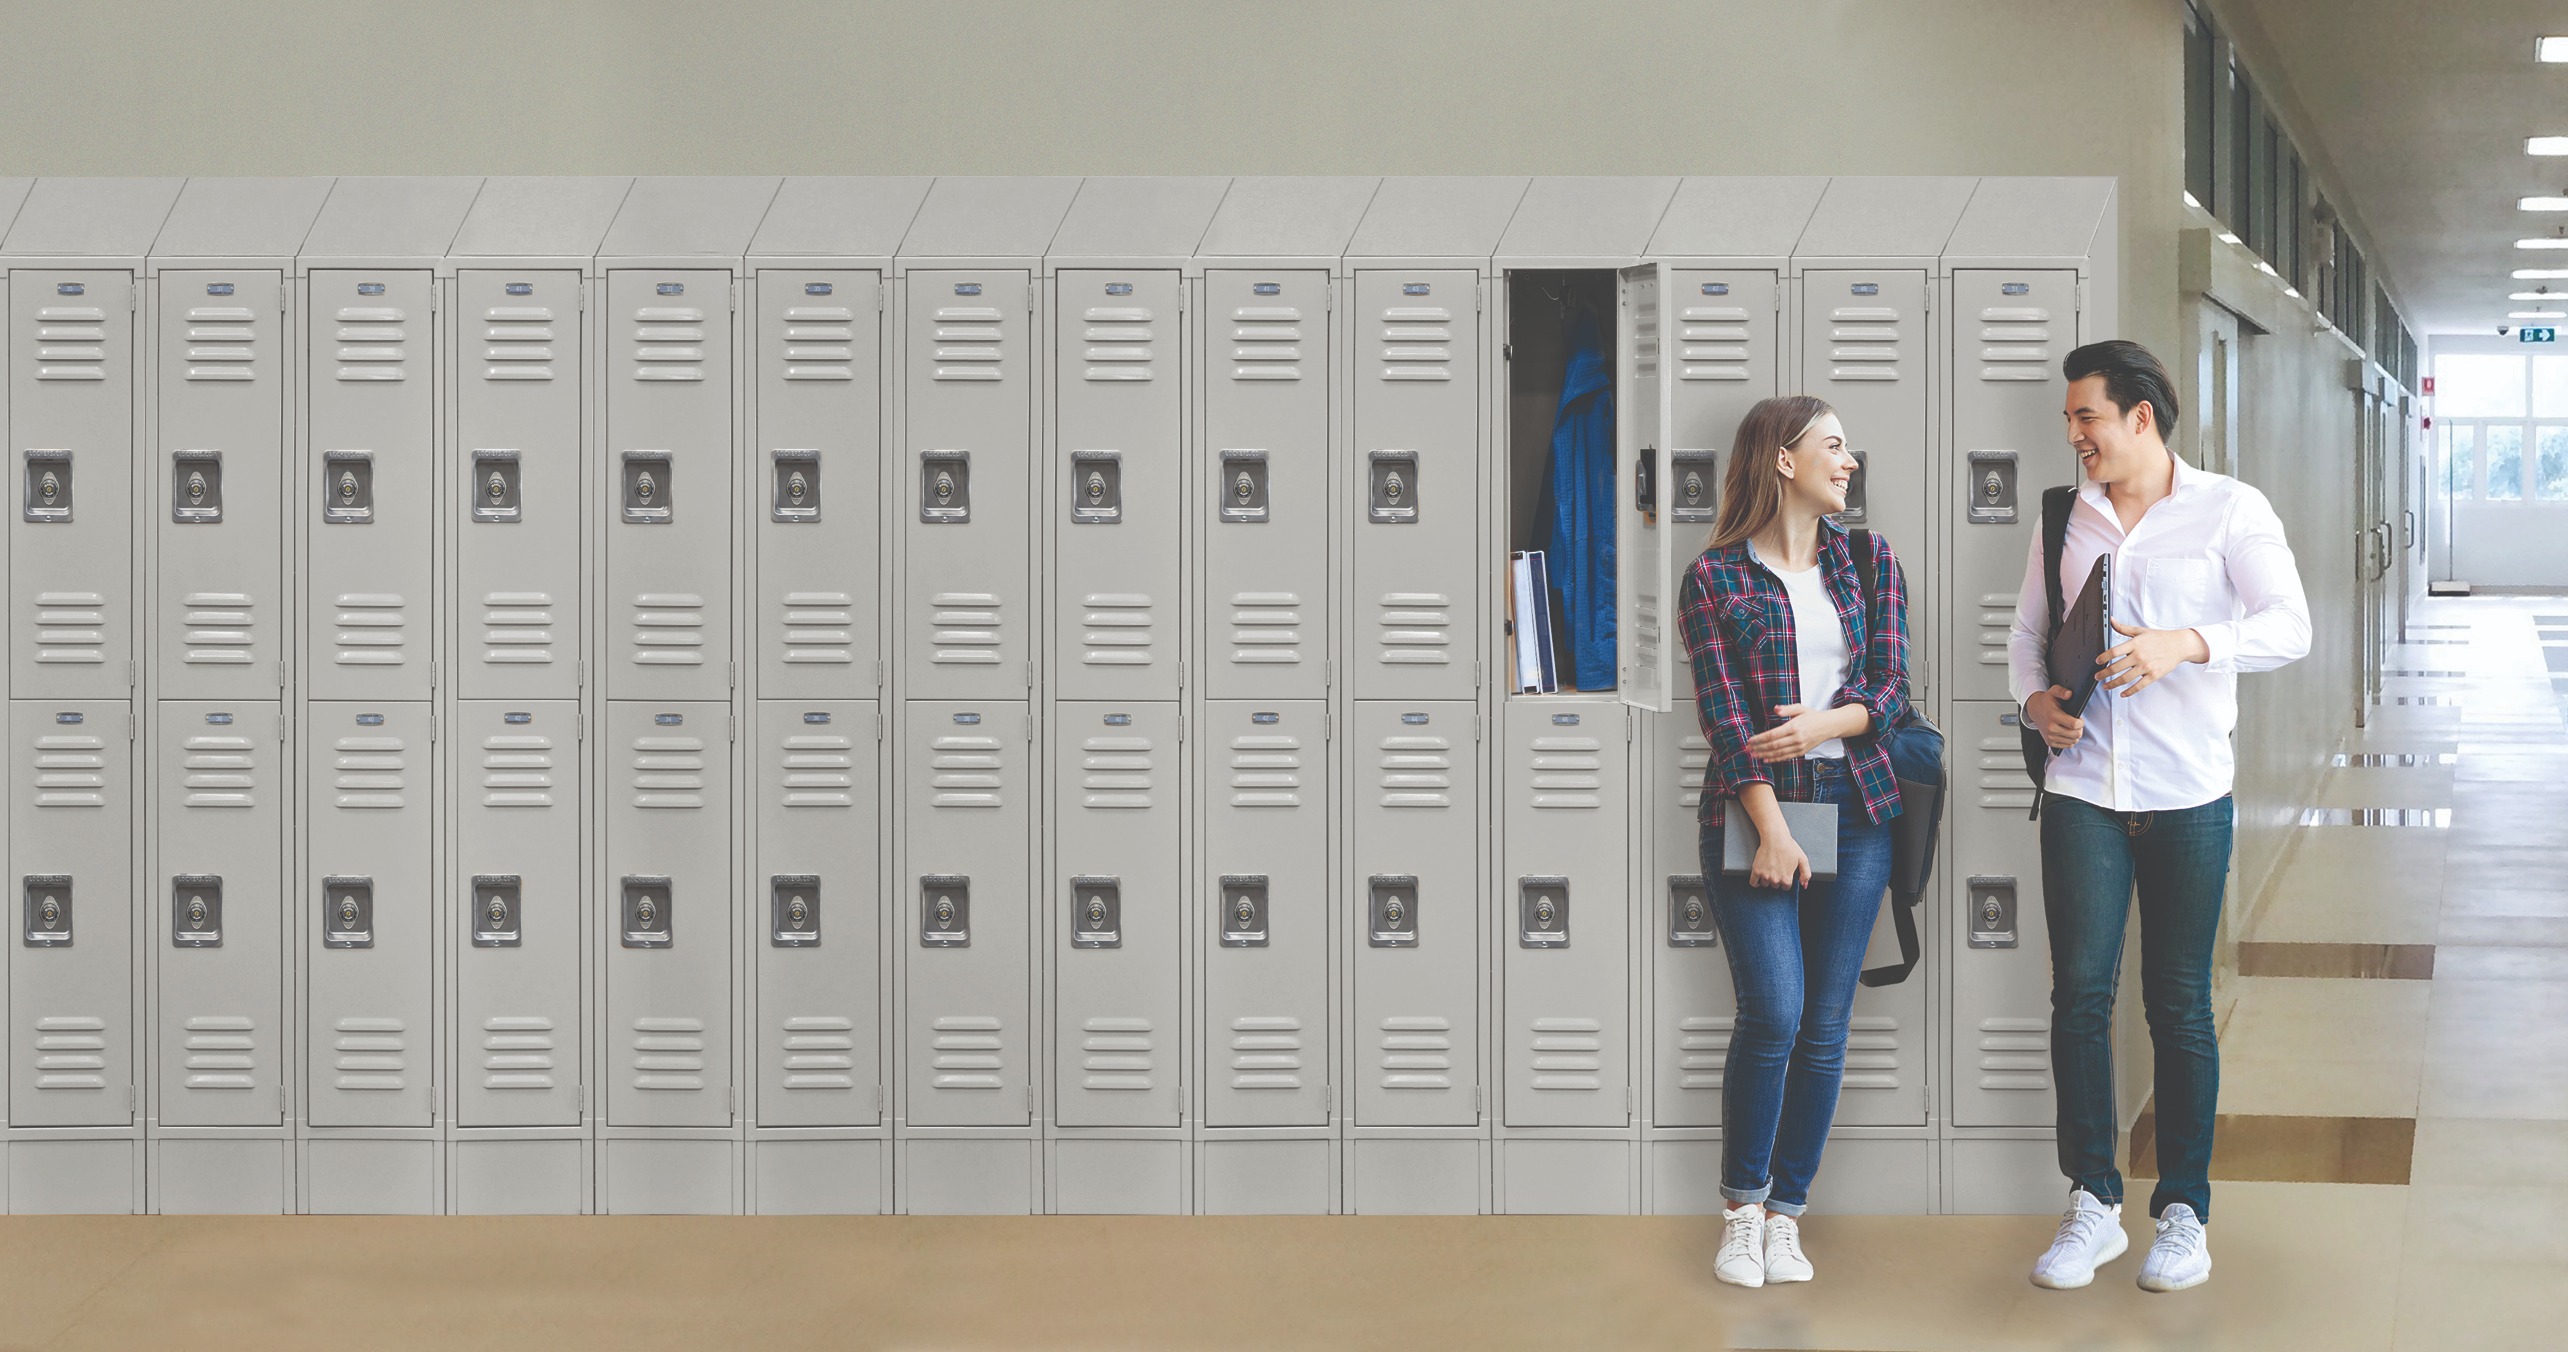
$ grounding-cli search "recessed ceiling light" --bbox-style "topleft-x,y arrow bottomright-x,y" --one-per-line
2183,190 -> 2203,210
2256,261 -> 2278,276
2520,238 -> 2568,249
2217,231 -> 2242,244
2519,268 -> 2568,278
2517,290 -> 2561,299
2532,137 -> 2568,155
2526,196 -> 2568,211
2284,287 -> 2301,298
2541,36 -> 2568,61
2514,310 -> 2568,319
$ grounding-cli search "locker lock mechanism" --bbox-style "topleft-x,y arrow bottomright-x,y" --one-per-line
621,451 -> 673,525
321,876 -> 375,949
322,450 -> 374,525
1218,450 -> 1269,524
1671,449 -> 1720,525
471,449 -> 522,524
1967,876 -> 2020,949
1069,451 -> 1122,525
172,450 -> 223,524
171,875 -> 224,948
1966,450 -> 2020,525
1667,875 -> 1717,948
770,875 -> 821,947
1368,451 -> 1418,524
1367,875 -> 1419,948
772,450 -> 821,523
21,875 -> 72,948
620,876 -> 674,948
23,449 -> 71,524
919,450 -> 970,524
1218,874 -> 1269,947
471,875 -> 522,948
1070,876 -> 1122,948
919,875 -> 970,947
1518,876 -> 1570,949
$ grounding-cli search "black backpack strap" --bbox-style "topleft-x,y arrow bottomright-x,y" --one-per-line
2026,486 -> 2079,821
1860,895 -> 1922,988
1850,527 -> 1876,604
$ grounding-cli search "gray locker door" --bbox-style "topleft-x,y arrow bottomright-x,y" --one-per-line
1949,270 -> 2075,703
307,270 -> 436,702
1199,700 -> 1327,1128
1644,700 -> 1731,1129
902,272 -> 1032,701
1663,269 -> 1782,547
755,270 -> 881,701
1053,271 -> 1182,702
453,699 -> 584,1129
9,268 -> 135,699
1801,271 -> 1929,687
1350,271 -> 1478,702
1349,700 -> 1478,1127
901,700 -> 1031,1128
455,270 -> 583,702
1950,700 -> 2053,1128
1615,262 -> 1673,712
1051,701 -> 1180,1128
1500,699 -> 1631,1128
157,701 -> 285,1127
1202,271 -> 1328,703
754,698 -> 881,1128
303,701 -> 434,1128
9,700 -> 134,1126
603,700 -> 733,1128
158,270 -> 286,702
605,270 -> 735,703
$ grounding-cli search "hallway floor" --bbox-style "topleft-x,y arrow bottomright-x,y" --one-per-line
0,598 -> 2557,1351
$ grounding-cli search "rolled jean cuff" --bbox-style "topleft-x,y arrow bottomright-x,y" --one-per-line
1762,1195 -> 1809,1218
1721,1181 -> 1772,1208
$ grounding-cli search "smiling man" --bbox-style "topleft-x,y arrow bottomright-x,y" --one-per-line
2013,340 -> 2312,1295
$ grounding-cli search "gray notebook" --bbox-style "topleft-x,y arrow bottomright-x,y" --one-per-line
1721,799 -> 1841,881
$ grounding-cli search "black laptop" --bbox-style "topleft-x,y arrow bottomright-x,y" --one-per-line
2047,555 -> 2113,716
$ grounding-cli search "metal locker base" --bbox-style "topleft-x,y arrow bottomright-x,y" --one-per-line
1049,1136 -> 1185,1215
302,1137 -> 438,1214
1194,1134 -> 1334,1215
1344,1135 -> 1484,1215
1944,1133 -> 2064,1214
1496,1135 -> 1637,1215
448,1136 -> 590,1215
1646,1131 -> 1938,1215
6,1134 -> 140,1214
747,1134 -> 889,1215
900,1135 -> 1036,1215
598,1135 -> 739,1215
152,1135 -> 291,1214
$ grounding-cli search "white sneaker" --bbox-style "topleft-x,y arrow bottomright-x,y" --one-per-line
1715,1202 -> 1767,1287
2029,1188 -> 2129,1289
1764,1213 -> 1814,1283
2138,1204 -> 2212,1292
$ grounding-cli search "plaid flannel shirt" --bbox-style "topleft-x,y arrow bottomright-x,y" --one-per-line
1676,521 -> 1909,834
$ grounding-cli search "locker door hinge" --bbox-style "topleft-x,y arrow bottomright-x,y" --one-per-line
729,280 -> 739,314
279,286 -> 289,317
874,660 -> 884,695
1476,281 -> 1484,313
126,711 -> 134,742
1502,342 -> 1513,363
277,1084 -> 289,1111
876,1084 -> 885,1113
729,713 -> 737,743
875,282 -> 885,313
730,660 -> 738,690
276,661 -> 286,694
428,661 -> 439,691
875,711 -> 885,742
1323,709 -> 1332,739
1475,1085 -> 1484,1112
128,1084 -> 138,1112
1325,658 -> 1334,690
125,661 -> 135,692
579,280 -> 589,312
1326,281 -> 1335,313
428,712 -> 438,743
575,710 -> 584,740
129,281 -> 139,312
1026,1082 -> 1036,1109
1775,286 -> 1784,313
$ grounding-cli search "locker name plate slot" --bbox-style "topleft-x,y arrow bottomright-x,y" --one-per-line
472,449 -> 522,523
1069,451 -> 1121,525
322,450 -> 373,524
1967,876 -> 2019,949
1835,449 -> 1868,526
770,875 -> 821,946
1518,876 -> 1570,948
22,449 -> 70,523
321,876 -> 375,949
621,876 -> 673,947
1667,875 -> 1717,948
172,450 -> 223,523
1218,450 -> 1269,523
1368,875 -> 1418,948
919,875 -> 970,947
172,875 -> 223,947
1070,876 -> 1121,948
1966,450 -> 2019,525
21,875 -> 71,948
1671,449 -> 1719,524
621,451 -> 672,524
772,450 -> 820,522
919,450 -> 970,524
1367,451 -> 1418,524
471,875 -> 521,947
1218,874 -> 1268,947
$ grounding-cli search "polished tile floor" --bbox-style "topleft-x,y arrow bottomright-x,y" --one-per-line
0,599 -> 2561,1350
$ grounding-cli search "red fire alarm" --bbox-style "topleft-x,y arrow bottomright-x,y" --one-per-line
2423,375 -> 2437,394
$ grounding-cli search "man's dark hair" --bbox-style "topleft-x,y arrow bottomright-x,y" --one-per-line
2063,340 -> 2181,440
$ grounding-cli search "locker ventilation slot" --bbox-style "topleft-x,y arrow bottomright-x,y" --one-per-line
631,593 -> 706,666
1082,304 -> 1155,382
1975,732 -> 2039,810
930,306 -> 1004,382
332,592 -> 408,667
781,1016 -> 857,1089
630,734 -> 707,809
1674,732 -> 1711,809
1977,1016 -> 2051,1090
781,592 -> 856,664
782,306 -> 856,381
184,305 -> 258,382
1679,305 -> 1751,382
1227,732 -> 1303,807
632,307 -> 706,382
1978,305 -> 2054,383
1528,1016 -> 1604,1091
181,592 -> 256,666
1227,1016 -> 1304,1090
1227,591 -> 1303,666
1376,1015 -> 1453,1090
631,1017 -> 707,1090
1376,593 -> 1452,665
32,306 -> 108,381
1975,591 -> 2016,674
480,732 -> 556,807
1229,305 -> 1302,381
330,732 -> 408,809
481,591 -> 556,666
929,1015 -> 1005,1088
480,1015 -> 557,1090
1079,593 -> 1155,667
1376,732 -> 1453,809
31,1015 -> 107,1090
1843,1014 -> 1902,1091
1824,305 -> 1901,383
181,733 -> 258,808
482,305 -> 554,381
181,1014 -> 258,1088
333,306 -> 408,382
33,592 -> 108,666
1080,1016 -> 1156,1090
1378,305 -> 1452,382
1676,1015 -> 1731,1091
332,1016 -> 409,1091
928,733 -> 1005,808
1526,735 -> 1603,810
1079,733 -> 1155,810
928,592 -> 1003,666
31,730 -> 107,808
780,730 -> 856,807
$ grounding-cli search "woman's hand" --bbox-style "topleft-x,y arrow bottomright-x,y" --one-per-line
1746,702 -> 1869,763
1750,826 -> 1811,890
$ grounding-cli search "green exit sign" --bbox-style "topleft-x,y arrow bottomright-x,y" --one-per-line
2523,327 -> 2559,343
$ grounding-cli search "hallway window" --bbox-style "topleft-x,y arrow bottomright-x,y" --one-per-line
2445,426 -> 2475,500
2488,425 -> 2526,500
2439,354 -> 2528,418
2540,426 -> 2568,500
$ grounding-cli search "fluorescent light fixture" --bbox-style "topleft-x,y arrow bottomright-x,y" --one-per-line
2513,310 -> 2568,319
2516,290 -> 2560,299
2257,261 -> 2279,276
2183,190 -> 2203,210
2526,196 -> 2568,211
2218,231 -> 2242,244
2533,136 -> 2568,155
2518,268 -> 2568,278
2522,238 -> 2568,249
2284,287 -> 2301,298
2541,35 -> 2568,61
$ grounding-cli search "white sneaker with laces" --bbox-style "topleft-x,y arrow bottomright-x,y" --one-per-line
2137,1204 -> 2211,1292
1763,1213 -> 1814,1283
1715,1202 -> 1767,1288
2029,1188 -> 2128,1289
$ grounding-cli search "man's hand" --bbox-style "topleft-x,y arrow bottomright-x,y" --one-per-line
2025,685 -> 2085,750
2097,620 -> 2209,697
1746,703 -> 1867,763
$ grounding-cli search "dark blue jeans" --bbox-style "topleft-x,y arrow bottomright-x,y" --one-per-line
2042,792 -> 2232,1222
1701,762 -> 1895,1216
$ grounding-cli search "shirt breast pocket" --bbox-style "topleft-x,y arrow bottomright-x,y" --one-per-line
2137,556 -> 2217,630
1717,595 -> 1771,649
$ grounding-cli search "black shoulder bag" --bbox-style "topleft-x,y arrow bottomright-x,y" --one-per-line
1849,529 -> 1943,988
2017,486 -> 2080,821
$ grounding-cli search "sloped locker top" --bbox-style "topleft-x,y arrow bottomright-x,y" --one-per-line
1047,176 -> 1230,269
299,176 -> 482,267
1493,177 -> 1680,267
1197,176 -> 1378,264
450,176 -> 634,261
149,178 -> 334,265
1647,176 -> 1829,263
1792,176 -> 1979,262
748,176 -> 933,263
1,177 -> 185,259
597,176 -> 782,263
0,179 -> 32,241
897,176 -> 1081,265
1941,177 -> 2117,265
1344,176 -> 1529,263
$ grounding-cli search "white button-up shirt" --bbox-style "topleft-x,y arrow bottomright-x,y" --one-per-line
2007,454 -> 2312,812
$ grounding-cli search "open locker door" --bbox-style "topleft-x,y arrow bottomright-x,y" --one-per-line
1616,261 -> 1674,712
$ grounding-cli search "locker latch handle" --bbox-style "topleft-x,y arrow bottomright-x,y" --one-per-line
172,449 -> 223,524
23,449 -> 71,524
919,450 -> 970,524
322,450 -> 374,525
1965,450 -> 2020,525
1218,874 -> 1269,947
1670,449 -> 1719,525
772,450 -> 821,523
770,875 -> 821,946
1218,449 -> 1270,524
472,449 -> 522,524
1069,451 -> 1122,525
21,874 -> 72,948
321,876 -> 375,949
620,451 -> 672,526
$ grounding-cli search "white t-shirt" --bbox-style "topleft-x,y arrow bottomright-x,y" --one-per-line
1773,561 -> 1851,759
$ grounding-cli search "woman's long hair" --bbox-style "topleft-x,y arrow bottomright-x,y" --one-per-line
1706,394 -> 1835,552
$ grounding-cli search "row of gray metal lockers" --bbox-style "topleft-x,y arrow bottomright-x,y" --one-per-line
0,173 -> 2113,1215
